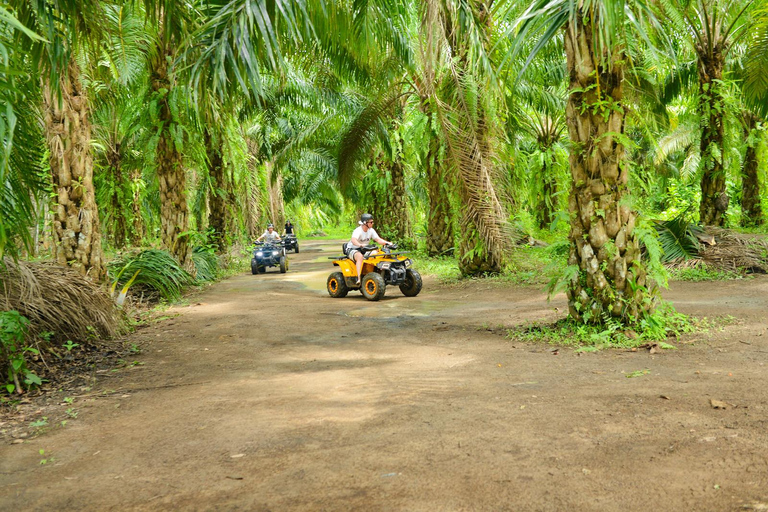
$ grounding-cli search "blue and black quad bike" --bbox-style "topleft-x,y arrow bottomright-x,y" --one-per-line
251,242 -> 288,275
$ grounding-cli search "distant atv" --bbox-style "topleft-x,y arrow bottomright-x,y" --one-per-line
326,244 -> 422,301
283,234 -> 299,253
251,241 -> 288,274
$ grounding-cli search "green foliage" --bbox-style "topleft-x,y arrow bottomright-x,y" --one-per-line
108,249 -> 195,302
192,246 -> 219,282
508,301 -> 697,349
0,310 -> 41,394
669,265 -> 746,282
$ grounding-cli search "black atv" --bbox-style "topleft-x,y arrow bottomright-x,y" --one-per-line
251,241 -> 288,274
283,234 -> 299,253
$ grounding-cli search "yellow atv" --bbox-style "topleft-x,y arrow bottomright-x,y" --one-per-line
327,244 -> 422,301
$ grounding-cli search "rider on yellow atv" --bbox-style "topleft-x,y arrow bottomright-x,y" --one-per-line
345,213 -> 392,286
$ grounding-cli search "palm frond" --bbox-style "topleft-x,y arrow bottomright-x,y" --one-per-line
654,214 -> 703,262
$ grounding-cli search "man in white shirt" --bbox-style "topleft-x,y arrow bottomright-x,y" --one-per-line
346,213 -> 391,286
257,223 -> 282,243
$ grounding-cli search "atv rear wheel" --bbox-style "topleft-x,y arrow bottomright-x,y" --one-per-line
327,272 -> 349,298
279,256 -> 288,273
361,273 -> 386,301
399,269 -> 423,297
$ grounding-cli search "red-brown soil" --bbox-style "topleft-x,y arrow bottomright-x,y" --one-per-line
2,239 -> 767,511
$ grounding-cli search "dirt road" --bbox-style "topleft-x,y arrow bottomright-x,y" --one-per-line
2,239 -> 768,511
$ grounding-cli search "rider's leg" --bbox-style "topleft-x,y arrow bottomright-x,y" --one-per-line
354,251 -> 363,285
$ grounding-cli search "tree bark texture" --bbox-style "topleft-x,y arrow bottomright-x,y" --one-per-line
563,16 -> 651,322
150,41 -> 193,273
42,58 -> 104,279
697,47 -> 728,226
741,112 -> 763,227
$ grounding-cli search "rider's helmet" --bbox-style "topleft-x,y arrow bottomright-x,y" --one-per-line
267,223 -> 274,229
360,213 -> 373,225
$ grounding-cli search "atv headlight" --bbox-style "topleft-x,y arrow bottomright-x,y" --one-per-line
404,259 -> 411,268
272,250 -> 279,255
380,262 -> 391,270
256,252 -> 263,257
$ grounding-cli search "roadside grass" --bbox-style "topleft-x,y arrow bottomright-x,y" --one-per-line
506,307 -> 728,351
667,265 -> 748,282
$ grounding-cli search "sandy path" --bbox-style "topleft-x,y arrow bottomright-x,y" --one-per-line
1,239 -> 767,511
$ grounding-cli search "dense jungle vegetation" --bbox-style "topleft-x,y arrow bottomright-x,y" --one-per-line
2,0 -> 768,394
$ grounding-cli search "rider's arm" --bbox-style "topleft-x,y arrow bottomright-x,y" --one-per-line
374,235 -> 390,246
351,236 -> 364,248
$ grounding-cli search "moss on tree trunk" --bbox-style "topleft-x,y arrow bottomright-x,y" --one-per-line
42,58 -> 104,279
563,15 -> 652,323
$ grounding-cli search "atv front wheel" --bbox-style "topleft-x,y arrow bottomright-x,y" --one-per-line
279,256 -> 288,273
362,273 -> 386,301
399,269 -> 423,297
295,244 -> 299,253
327,272 -> 349,298
251,260 -> 259,275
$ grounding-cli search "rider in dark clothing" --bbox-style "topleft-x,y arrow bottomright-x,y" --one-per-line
284,221 -> 295,236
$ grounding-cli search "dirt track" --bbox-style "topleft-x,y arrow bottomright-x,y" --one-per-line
2,239 -> 768,511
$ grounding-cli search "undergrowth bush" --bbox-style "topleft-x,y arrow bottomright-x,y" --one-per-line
109,249 -> 195,302
507,302 -> 704,350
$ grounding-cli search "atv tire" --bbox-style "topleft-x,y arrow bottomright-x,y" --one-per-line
279,256 -> 288,273
327,272 -> 349,298
295,244 -> 299,254
362,273 -> 386,301
251,260 -> 259,275
399,269 -> 423,297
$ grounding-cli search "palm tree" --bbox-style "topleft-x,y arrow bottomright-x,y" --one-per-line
656,0 -> 761,226
13,1 -> 107,277
739,109 -> 764,226
507,0 -> 664,323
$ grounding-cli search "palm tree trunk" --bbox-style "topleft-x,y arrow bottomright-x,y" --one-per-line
384,157 -> 412,244
150,41 -> 193,273
206,130 -> 229,251
107,142 -> 128,248
563,15 -> 651,323
130,167 -> 145,245
697,49 -> 728,226
245,138 -> 262,239
42,58 -> 104,279
741,112 -> 763,227
425,124 -> 454,255
537,154 -> 558,230
265,161 -> 284,228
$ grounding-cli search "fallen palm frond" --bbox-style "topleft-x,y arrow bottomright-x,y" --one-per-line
654,215 -> 703,262
662,228 -> 768,273
108,249 -> 195,302
0,258 -> 125,344
698,228 -> 768,273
